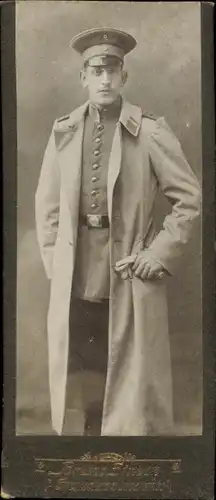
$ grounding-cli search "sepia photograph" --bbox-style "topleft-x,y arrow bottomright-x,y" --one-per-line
15,0 -> 203,439
3,0 -> 216,497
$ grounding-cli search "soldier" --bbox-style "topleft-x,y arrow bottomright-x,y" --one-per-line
35,27 -> 201,436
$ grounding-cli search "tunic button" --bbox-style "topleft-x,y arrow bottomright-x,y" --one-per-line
97,124 -> 104,131
92,176 -> 98,182
91,190 -> 97,196
91,203 -> 98,209
92,163 -> 99,170
94,150 -> 100,156
95,137 -> 101,143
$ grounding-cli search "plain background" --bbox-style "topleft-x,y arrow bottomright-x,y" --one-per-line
16,1 -> 202,435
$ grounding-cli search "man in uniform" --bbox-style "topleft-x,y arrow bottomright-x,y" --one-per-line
35,27 -> 201,436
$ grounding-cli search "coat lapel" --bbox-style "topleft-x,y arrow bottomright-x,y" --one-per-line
107,122 -> 122,222
107,100 -> 142,221
54,102 -> 89,226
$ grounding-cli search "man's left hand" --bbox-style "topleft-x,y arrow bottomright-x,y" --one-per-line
132,252 -> 166,281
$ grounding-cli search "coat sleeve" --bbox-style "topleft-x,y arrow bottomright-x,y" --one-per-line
146,117 -> 201,275
35,123 -> 60,279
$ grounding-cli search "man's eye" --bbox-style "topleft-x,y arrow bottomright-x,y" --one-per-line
94,69 -> 102,76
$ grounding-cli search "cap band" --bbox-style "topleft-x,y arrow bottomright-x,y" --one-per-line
83,44 -> 124,63
87,55 -> 123,67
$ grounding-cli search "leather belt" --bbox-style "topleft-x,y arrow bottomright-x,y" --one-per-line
79,214 -> 109,229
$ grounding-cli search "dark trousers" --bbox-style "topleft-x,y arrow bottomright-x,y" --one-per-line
66,298 -> 109,435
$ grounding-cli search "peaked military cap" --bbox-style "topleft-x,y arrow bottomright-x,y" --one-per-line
69,27 -> 136,66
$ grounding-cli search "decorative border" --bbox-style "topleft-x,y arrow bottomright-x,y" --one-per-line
1,1 -> 215,498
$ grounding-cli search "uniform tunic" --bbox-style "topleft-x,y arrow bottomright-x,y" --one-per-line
72,98 -> 121,301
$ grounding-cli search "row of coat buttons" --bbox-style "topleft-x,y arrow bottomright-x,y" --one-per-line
90,121 -> 105,209
91,188 -> 98,208
91,172 -> 99,209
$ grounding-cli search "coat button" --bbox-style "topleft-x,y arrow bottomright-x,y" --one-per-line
92,163 -> 99,170
91,190 -> 97,196
95,137 -> 101,143
92,176 -> 98,182
91,203 -> 98,209
94,150 -> 100,156
97,124 -> 104,131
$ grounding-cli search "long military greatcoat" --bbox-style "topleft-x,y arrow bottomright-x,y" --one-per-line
35,99 -> 200,436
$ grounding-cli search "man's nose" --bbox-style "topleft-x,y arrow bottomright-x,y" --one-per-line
101,70 -> 111,85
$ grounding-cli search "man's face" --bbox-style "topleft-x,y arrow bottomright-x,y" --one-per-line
81,62 -> 127,106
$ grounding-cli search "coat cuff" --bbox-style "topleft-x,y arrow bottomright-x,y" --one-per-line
145,233 -> 186,276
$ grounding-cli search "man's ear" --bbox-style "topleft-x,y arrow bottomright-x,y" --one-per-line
122,70 -> 128,86
80,69 -> 88,89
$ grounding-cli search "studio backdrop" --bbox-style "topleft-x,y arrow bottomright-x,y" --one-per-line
16,0 -> 202,435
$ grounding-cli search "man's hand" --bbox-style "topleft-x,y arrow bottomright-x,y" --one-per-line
114,252 -> 167,281
131,251 -> 165,281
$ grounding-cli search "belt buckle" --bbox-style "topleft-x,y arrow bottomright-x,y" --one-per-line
86,214 -> 102,228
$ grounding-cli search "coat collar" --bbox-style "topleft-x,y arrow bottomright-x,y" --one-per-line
119,100 -> 142,137
54,99 -> 142,137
